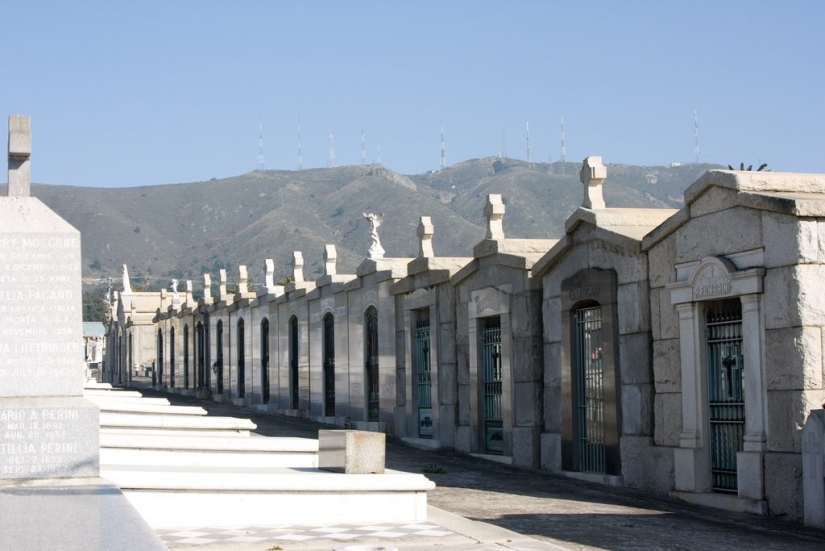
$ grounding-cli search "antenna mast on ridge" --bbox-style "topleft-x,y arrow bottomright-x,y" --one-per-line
327,133 -> 336,168
297,117 -> 302,171
257,117 -> 264,170
361,127 -> 366,166
694,106 -> 700,163
440,125 -> 446,170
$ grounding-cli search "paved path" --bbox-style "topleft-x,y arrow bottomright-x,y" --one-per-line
133,388 -> 825,550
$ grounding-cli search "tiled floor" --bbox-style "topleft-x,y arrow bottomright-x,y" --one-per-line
158,521 -> 454,547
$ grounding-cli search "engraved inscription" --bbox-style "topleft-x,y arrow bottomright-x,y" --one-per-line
475,295 -> 500,315
321,298 -> 334,313
693,265 -> 731,300
569,284 -> 601,301
0,407 -> 84,476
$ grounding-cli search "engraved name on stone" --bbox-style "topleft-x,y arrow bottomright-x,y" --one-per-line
692,265 -> 731,300
475,295 -> 500,315
0,407 -> 82,476
321,298 -> 334,313
569,284 -> 601,301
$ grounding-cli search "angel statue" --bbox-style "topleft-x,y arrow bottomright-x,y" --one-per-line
363,212 -> 385,259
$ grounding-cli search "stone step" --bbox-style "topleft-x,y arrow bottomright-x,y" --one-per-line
101,428 -> 252,438
95,403 -> 208,416
100,433 -> 317,452
101,465 -> 434,528
99,413 -> 256,435
87,396 -> 171,407
85,389 -> 145,398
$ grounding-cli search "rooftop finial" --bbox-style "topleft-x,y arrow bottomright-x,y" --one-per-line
293,252 -> 304,282
418,216 -> 434,258
324,245 -> 337,276
7,115 -> 31,197
484,194 -> 505,240
580,156 -> 607,209
363,213 -> 385,259
264,259 -> 275,289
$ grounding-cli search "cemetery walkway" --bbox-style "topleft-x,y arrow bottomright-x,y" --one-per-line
135,388 -> 825,551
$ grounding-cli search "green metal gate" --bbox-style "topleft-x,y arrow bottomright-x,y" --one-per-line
574,306 -> 605,473
366,307 -> 379,422
414,317 -> 432,438
323,314 -> 335,416
481,318 -> 503,454
706,301 -> 744,492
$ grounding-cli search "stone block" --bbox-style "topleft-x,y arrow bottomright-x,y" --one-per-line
544,342 -> 561,387
676,207 -> 763,264
765,327 -> 822,390
437,285 -> 456,323
542,297 -> 561,343
437,323 -> 457,365
766,390 -> 820,453
617,282 -> 650,334
819,220 -> 825,263
456,300 -> 469,340
793,265 -> 825,327
621,383 -> 653,436
619,435 -> 674,493
540,432 -> 562,471
457,383 -> 471,425
762,212 -> 818,268
512,336 -> 542,383
589,239 -> 647,284
763,267 -> 794,329
545,244 -> 589,298
513,381 -> 541,426
737,450 -> 765,501
318,430 -> 385,474
689,185 -> 737,218
512,426 -> 540,468
764,452 -> 803,521
456,345 -> 469,386
652,287 -> 679,340
618,333 -> 652,385
543,384 -> 562,432
437,362 -> 457,405
510,293 -> 541,338
654,393 -> 682,447
648,236 -> 676,289
455,426 -> 472,453
653,339 -> 681,393
438,404 -> 456,447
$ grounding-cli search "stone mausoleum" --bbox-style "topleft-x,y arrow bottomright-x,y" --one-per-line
104,157 -> 825,522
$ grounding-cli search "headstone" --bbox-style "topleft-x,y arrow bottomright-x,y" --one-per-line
0,116 -> 165,550
580,156 -> 607,209
418,216 -> 434,258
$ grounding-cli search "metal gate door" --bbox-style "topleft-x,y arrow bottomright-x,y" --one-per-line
415,317 -> 432,438
574,306 -> 605,473
366,308 -> 379,422
323,314 -> 335,416
481,318 -> 503,454
706,301 -> 744,492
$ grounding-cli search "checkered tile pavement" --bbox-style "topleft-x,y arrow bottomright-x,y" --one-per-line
158,522 -> 454,547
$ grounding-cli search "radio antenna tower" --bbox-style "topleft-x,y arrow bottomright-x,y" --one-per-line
694,106 -> 700,163
297,117 -> 303,171
257,117 -> 265,170
361,127 -> 366,166
327,133 -> 336,168
440,125 -> 446,170
525,119 -> 532,168
501,125 -> 507,159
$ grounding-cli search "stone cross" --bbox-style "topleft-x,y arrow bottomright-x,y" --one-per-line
580,156 -> 607,209
418,216 -> 434,258
324,244 -> 337,276
219,269 -> 227,298
238,265 -> 248,293
185,280 -> 193,303
484,194 -> 505,240
363,212 -> 385,259
293,251 -> 304,283
7,115 -> 31,197
122,264 -> 132,293
264,259 -> 275,289
203,273 -> 212,302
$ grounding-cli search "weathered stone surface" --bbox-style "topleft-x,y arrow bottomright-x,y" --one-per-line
512,337 -> 542,383
544,342 -> 561,386
438,323 -> 457,365
653,339 -> 681,393
618,282 -> 650,334
621,383 -> 653,436
540,432 -> 562,471
438,404 -> 456,448
675,207 -> 763,264
543,384 -> 562,432
620,435 -> 674,493
766,390 -> 825,453
762,212 -> 818,268
819,220 -> 825,262
763,266 -> 794,329
545,244 -> 588,298
688,185 -> 738,218
589,239 -> 647,284
437,285 -> 456,323
766,327 -> 822,390
542,297 -> 561,343
512,426 -> 540,468
765,452 -> 803,520
454,425 -> 472,454
457,383 -> 471,425
647,235 -> 676,288
437,362 -> 457,405
318,430 -> 386,474
654,392 -> 681,447
618,333 -> 651,385
510,292 -> 541,338
513,381 -> 541,426
456,345 -> 469,386
793,264 -> 825,327
651,287 -> 679,341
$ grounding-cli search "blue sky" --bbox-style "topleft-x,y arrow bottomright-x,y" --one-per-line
2,1 -> 822,187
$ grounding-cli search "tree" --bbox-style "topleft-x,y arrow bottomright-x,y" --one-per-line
727,162 -> 770,172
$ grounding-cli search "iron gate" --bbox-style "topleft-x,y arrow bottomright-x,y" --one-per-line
574,306 -> 605,473
366,307 -> 380,422
706,301 -> 744,492
323,314 -> 335,416
415,317 -> 432,438
481,318 -> 503,454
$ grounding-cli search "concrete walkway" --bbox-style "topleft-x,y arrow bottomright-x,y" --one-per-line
134,388 -> 825,550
